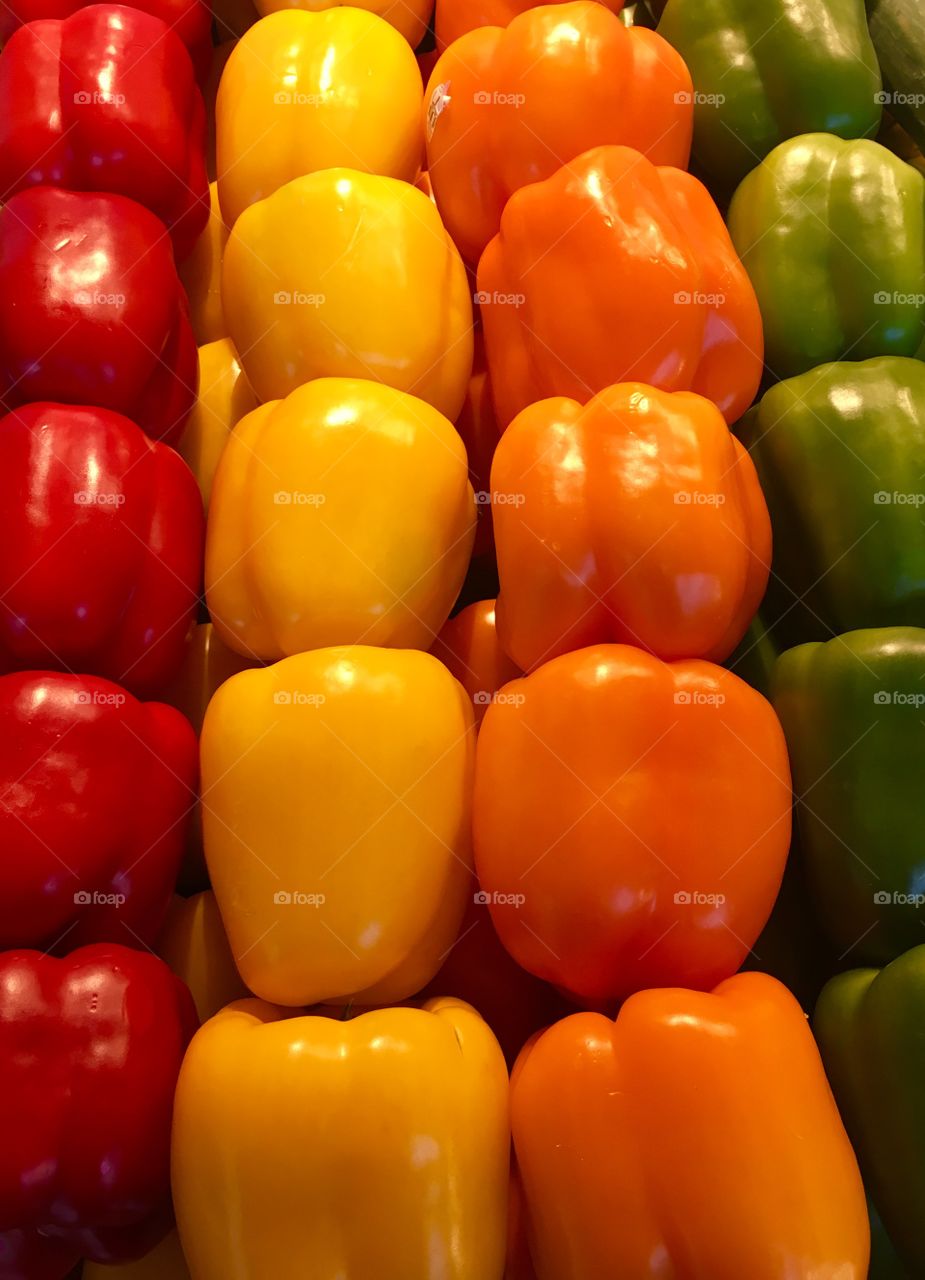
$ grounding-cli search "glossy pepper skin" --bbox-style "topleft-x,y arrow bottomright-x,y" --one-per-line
431,600 -> 521,728
0,404 -> 204,694
83,1232 -> 190,1279
0,672 -> 198,952
773,628 -> 925,965
0,6 -> 208,260
657,0 -> 881,191
0,0 -> 212,81
177,339 -> 258,511
0,945 -> 196,1269
492,383 -> 770,671
815,946 -> 925,1277
206,379 -> 475,659
0,188 -> 197,444
435,0 -> 622,50
425,2 -> 692,264
200,647 -> 475,1006
173,998 -> 509,1280
157,892 -> 249,1023
223,170 -> 473,419
741,358 -> 925,644
178,184 -> 227,346
217,9 -> 423,229
728,134 -> 925,380
479,145 -> 763,428
513,972 -> 869,1279
253,0 -> 431,45
473,644 -> 792,1004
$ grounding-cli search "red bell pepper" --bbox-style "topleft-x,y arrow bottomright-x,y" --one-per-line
0,187 -> 197,444
0,672 -> 197,952
0,5 -> 209,259
0,404 -> 204,694
0,0 -> 212,82
0,945 -> 197,1275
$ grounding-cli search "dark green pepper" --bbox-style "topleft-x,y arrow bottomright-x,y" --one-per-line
773,628 -> 925,964
728,134 -> 925,379
740,357 -> 925,645
657,0 -> 881,190
815,946 -> 925,1275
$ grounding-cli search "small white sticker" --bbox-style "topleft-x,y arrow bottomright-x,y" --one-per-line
426,80 -> 451,141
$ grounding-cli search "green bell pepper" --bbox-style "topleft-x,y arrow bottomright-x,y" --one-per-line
740,357 -> 925,645
728,134 -> 925,379
868,0 -> 925,154
773,628 -> 925,965
657,0 -> 881,190
815,946 -> 925,1276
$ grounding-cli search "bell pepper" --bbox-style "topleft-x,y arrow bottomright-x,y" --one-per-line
216,10 -> 423,230
0,188 -> 197,445
431,600 -> 521,727
454,332 -> 499,559
0,945 -> 196,1270
512,972 -> 869,1279
200,647 -> 475,1005
657,0 -> 881,191
205,378 -> 474,659
0,0 -> 212,81
157,892 -> 249,1023
425,1 -> 692,264
473,644 -> 792,1004
83,1231 -> 190,1279
773,628 -> 925,965
491,382 -> 770,671
435,0 -> 622,50
742,357 -> 925,644
869,0 -> 925,155
0,403 -> 204,694
176,340 -> 258,511
223,170 -> 473,419
728,134 -> 925,380
479,144 -> 763,428
0,671 -> 197,952
178,184 -> 227,346
172,997 -> 509,1280
0,6 -> 208,260
815,944 -> 925,1277
253,0 -> 432,51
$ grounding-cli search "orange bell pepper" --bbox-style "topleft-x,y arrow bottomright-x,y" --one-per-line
473,644 -> 791,1004
435,0 -> 622,51
491,383 -> 771,671
426,2 -> 692,264
454,330 -> 500,558
478,144 -> 763,428
431,599 -> 521,727
511,972 -> 869,1279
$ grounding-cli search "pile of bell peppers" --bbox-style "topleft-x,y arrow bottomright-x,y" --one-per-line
2,0 -> 925,1276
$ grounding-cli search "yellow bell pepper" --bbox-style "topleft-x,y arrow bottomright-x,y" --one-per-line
177,339 -> 258,510
82,1232 -> 190,1279
173,997 -> 509,1280
157,891 -> 250,1022
253,0 -> 432,48
205,378 -> 474,659
222,170 -> 473,418
178,183 -> 227,345
216,10 -> 424,229
200,647 -> 475,1005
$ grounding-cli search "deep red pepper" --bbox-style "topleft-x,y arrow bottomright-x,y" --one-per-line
0,0 -> 212,82
0,187 -> 197,444
0,672 -> 197,952
0,945 -> 197,1276
0,5 -> 209,259
0,403 -> 204,694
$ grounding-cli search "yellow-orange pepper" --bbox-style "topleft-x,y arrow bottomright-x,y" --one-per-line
200,647 -> 475,1005
431,599 -> 521,727
172,998 -> 509,1280
512,973 -> 869,1279
205,378 -> 474,659
222,169 -> 473,418
82,1232 -> 190,1279
157,891 -> 250,1022
177,338 -> 258,510
178,183 -> 227,345
254,0 -> 433,48
216,10 -> 423,228
436,0 -> 622,50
